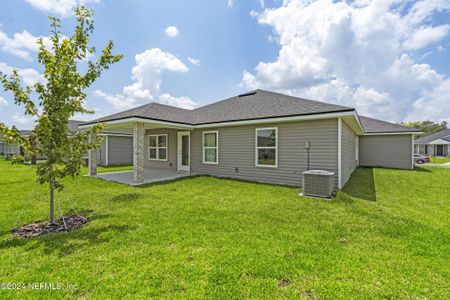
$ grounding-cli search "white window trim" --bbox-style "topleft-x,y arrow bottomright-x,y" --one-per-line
255,127 -> 278,168
148,134 -> 168,161
202,131 -> 219,164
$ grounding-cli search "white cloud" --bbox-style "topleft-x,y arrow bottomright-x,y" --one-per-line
0,29 -> 52,60
187,57 -> 201,65
0,96 -> 7,109
0,62 -> 43,86
93,90 -> 135,110
404,25 -> 450,50
94,48 -> 197,110
24,0 -> 101,17
159,94 -> 197,110
12,113 -> 32,125
73,103 -> 106,121
165,26 -> 179,38
407,79 -> 450,123
227,0 -> 234,8
242,0 -> 450,123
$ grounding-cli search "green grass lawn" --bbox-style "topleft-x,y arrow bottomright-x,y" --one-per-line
429,156 -> 450,164
94,164 -> 133,174
0,159 -> 449,299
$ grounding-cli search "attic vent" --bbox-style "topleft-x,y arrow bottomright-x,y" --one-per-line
238,91 -> 257,97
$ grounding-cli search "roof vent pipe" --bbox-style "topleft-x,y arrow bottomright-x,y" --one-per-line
238,91 -> 257,97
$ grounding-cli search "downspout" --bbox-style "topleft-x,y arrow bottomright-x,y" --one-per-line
338,117 -> 342,189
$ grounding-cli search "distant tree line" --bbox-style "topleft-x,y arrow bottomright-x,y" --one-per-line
401,121 -> 448,137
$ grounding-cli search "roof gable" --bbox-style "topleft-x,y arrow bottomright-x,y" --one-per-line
415,129 -> 450,143
429,138 -> 450,145
89,102 -> 194,125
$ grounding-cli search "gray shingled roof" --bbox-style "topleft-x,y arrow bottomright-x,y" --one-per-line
88,102 -> 195,125
20,130 -> 33,136
82,89 -> 418,134
192,90 -> 354,124
13,120 -> 86,136
68,120 -> 86,132
415,128 -> 450,143
358,116 -> 419,133
84,90 -> 354,126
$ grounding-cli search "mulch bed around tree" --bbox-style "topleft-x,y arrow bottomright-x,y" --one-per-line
12,215 -> 89,238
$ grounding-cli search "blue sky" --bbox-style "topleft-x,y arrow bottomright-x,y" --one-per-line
1,0 -> 450,129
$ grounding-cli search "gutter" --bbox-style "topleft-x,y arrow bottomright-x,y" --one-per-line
79,109 -> 357,129
363,131 -> 422,136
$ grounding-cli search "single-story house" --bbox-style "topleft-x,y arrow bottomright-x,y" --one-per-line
414,129 -> 450,157
0,120 -> 133,166
81,90 -> 419,189
0,130 -> 32,156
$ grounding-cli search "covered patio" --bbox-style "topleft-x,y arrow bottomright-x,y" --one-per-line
81,116 -> 195,186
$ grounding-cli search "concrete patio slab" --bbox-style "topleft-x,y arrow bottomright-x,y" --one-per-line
95,169 -> 190,186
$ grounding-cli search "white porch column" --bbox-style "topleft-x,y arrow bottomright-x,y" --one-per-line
133,122 -> 145,183
88,134 -> 97,176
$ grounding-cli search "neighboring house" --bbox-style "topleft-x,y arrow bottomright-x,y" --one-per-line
80,90 -> 420,189
0,130 -> 32,156
414,129 -> 450,157
0,120 -> 133,166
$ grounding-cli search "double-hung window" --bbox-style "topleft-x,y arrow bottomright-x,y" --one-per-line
148,134 -> 168,161
203,131 -> 218,164
256,127 -> 278,167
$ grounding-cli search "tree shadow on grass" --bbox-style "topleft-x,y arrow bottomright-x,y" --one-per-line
0,209 -> 137,257
413,166 -> 433,173
134,175 -> 200,189
339,167 -> 377,202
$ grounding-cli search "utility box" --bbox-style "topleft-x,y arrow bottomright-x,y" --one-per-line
302,170 -> 335,199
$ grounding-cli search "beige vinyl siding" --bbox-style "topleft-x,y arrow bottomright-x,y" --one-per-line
107,136 -> 133,165
341,121 -> 357,187
359,134 -> 413,169
144,128 -> 178,170
190,119 -> 339,188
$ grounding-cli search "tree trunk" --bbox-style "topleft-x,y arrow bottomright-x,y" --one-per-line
31,155 -> 37,165
49,180 -> 54,223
